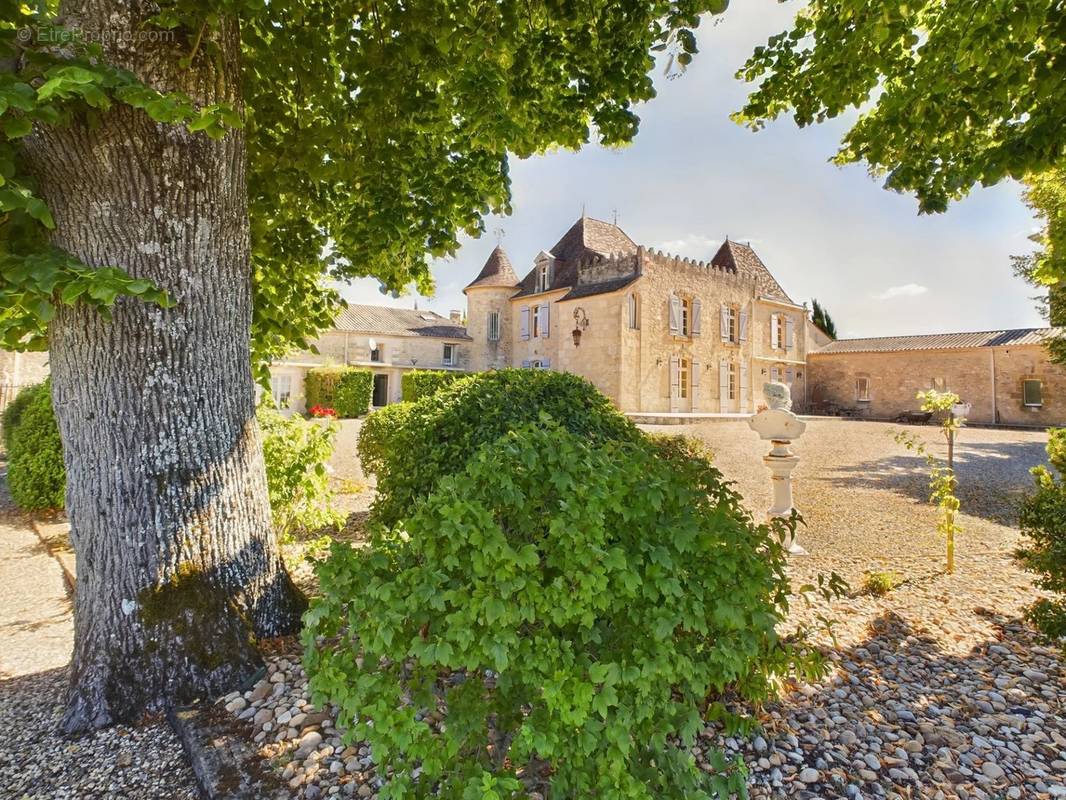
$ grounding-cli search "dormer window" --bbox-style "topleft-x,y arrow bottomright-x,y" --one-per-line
536,263 -> 551,293
534,252 -> 554,293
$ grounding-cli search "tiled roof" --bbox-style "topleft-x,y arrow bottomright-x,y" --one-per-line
560,275 -> 640,301
814,328 -> 1059,355
333,304 -> 471,339
464,246 -> 519,291
711,240 -> 792,302
549,216 -> 637,261
512,217 -> 636,299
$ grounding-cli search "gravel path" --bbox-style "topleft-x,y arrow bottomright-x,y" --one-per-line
0,469 -> 200,800
222,419 -> 1064,800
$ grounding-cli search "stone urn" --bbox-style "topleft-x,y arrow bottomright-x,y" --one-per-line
748,381 -> 807,554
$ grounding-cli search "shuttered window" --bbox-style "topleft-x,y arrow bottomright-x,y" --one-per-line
628,294 -> 640,329
520,307 -> 530,340
488,311 -> 500,341
856,377 -> 871,402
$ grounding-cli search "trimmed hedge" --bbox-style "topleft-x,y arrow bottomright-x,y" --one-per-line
400,369 -> 466,402
5,381 -> 66,511
358,368 -> 639,526
307,419 -> 819,798
305,366 -> 372,418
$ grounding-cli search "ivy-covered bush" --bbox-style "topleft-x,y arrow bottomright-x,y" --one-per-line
1016,429 -> 1066,651
400,369 -> 466,402
359,369 -> 639,526
258,402 -> 345,538
305,366 -> 373,417
305,421 -> 822,799
5,381 -> 66,511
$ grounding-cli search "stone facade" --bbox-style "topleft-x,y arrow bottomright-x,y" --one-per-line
268,305 -> 470,414
807,334 -> 1066,426
465,217 -> 817,414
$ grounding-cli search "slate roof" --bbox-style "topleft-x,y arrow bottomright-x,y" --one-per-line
464,246 -> 519,291
512,217 -> 638,299
711,240 -> 793,303
333,304 -> 471,339
814,328 -> 1059,355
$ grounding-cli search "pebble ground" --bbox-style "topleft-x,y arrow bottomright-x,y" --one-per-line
226,419 -> 1064,800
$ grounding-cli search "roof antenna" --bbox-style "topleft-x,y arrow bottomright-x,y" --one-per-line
581,202 -> 587,219
612,208 -> 619,226
414,299 -> 418,310
493,226 -> 505,245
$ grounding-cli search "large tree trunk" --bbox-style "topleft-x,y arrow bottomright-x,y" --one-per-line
22,2 -> 305,733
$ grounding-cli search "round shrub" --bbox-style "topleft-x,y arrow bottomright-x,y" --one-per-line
2,381 -> 41,452
305,421 -> 816,798
359,368 -> 639,526
6,380 -> 66,511
400,369 -> 466,402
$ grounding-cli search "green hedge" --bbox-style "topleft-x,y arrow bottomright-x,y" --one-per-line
306,419 -> 819,798
358,368 -> 639,527
305,366 -> 372,418
1016,428 -> 1066,651
5,381 -> 66,511
400,369 -> 466,402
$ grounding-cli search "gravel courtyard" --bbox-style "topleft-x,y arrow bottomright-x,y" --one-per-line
650,418 -> 1065,799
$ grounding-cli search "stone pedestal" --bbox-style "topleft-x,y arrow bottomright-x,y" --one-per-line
748,384 -> 807,555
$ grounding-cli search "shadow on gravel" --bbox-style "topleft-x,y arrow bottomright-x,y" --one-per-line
759,610 -> 1064,798
823,439 -> 1048,525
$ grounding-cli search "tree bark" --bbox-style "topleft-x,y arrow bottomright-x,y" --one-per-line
21,2 -> 305,733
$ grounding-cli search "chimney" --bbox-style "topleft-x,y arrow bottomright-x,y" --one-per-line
449,310 -> 462,325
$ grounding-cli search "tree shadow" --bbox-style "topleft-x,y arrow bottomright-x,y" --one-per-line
745,609 -> 1064,797
823,438 -> 1050,525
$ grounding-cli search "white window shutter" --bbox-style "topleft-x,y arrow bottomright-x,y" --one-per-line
521,359 -> 531,368
691,299 -> 702,336
669,295 -> 680,334
740,361 -> 749,411
720,304 -> 729,341
786,316 -> 795,349
719,359 -> 729,413
770,314 -> 780,350
520,307 -> 530,340
739,310 -> 748,342
540,303 -> 550,338
770,366 -> 779,383
691,361 -> 701,408
669,356 -> 680,412
542,358 -> 551,369
786,368 -> 795,385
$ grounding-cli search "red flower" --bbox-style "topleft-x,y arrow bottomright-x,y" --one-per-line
309,405 -> 337,418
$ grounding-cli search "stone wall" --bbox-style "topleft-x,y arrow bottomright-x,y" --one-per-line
465,287 -> 514,371
807,344 -> 1066,426
295,331 -> 470,372
0,350 -> 51,386
576,253 -> 639,285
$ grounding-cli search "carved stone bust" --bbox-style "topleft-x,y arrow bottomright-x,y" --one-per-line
763,381 -> 792,411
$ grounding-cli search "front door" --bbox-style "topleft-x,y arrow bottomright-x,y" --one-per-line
373,373 -> 389,406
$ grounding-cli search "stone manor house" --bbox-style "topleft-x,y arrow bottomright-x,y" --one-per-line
2,217 -> 1062,427
265,215 -> 1064,426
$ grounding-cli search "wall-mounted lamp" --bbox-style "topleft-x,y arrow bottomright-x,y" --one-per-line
656,357 -> 663,367
572,307 -> 590,346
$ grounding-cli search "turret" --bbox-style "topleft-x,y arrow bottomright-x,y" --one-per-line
464,246 -> 519,371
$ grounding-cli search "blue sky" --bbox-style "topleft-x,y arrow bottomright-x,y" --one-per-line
341,1 -> 1044,339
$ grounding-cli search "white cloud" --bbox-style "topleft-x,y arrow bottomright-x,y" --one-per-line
654,233 -> 720,258
874,283 -> 928,300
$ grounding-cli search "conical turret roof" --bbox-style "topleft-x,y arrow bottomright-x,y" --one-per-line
464,245 -> 519,292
